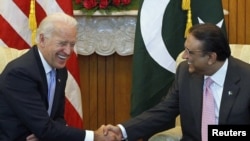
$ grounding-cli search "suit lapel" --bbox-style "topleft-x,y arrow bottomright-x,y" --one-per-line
50,69 -> 63,117
189,74 -> 204,129
219,57 -> 240,124
32,46 -> 49,108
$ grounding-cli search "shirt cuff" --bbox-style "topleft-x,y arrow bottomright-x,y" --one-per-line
117,124 -> 128,140
84,130 -> 94,141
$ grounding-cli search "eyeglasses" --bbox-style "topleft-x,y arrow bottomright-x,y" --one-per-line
184,47 -> 203,55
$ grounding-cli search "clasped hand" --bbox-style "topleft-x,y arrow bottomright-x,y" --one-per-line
94,124 -> 123,141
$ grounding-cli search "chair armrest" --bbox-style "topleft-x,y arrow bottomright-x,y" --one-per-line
149,126 -> 182,141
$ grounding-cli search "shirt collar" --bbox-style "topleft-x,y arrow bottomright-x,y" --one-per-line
38,49 -> 53,74
205,58 -> 228,87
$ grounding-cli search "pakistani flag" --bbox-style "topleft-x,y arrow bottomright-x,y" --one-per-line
130,0 -> 226,117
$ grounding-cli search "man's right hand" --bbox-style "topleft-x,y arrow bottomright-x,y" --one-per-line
94,125 -> 121,141
103,124 -> 123,141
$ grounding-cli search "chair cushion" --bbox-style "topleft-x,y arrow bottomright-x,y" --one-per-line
149,126 -> 182,141
0,47 -> 28,73
230,44 -> 250,63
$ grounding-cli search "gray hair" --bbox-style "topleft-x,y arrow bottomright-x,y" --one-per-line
35,13 -> 78,43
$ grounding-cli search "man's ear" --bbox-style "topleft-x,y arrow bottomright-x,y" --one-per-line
208,52 -> 217,65
39,34 -> 46,47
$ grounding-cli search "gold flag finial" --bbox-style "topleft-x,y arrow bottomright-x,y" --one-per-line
182,0 -> 190,10
29,0 -> 37,46
182,0 -> 192,37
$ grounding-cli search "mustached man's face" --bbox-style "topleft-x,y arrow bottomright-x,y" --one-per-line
182,34 -> 210,75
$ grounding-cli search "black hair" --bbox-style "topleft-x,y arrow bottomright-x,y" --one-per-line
189,23 -> 231,61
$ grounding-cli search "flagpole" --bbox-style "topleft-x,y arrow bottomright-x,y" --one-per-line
182,0 -> 192,37
29,0 -> 37,46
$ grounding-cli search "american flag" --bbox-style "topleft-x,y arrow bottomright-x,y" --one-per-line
0,0 -> 83,128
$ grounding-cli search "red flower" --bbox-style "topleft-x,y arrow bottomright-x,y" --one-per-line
99,0 -> 109,9
75,0 -> 82,4
83,0 -> 97,9
77,0 -> 131,11
112,0 -> 120,6
121,0 -> 131,5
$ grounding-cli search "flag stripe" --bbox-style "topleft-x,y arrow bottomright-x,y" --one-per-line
66,53 -> 81,84
37,0 -> 63,14
0,16 -> 30,49
64,99 -> 83,128
65,73 -> 82,118
56,0 -> 74,15
13,0 -> 30,16
34,2 -> 47,24
1,0 -> 31,47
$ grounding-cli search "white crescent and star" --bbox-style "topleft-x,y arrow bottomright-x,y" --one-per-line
140,0 -> 224,73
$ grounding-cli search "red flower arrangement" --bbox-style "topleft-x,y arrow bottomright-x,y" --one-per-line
75,0 -> 131,10
73,0 -> 137,15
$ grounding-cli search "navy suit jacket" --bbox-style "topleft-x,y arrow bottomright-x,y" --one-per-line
122,56 -> 250,141
0,46 -> 85,141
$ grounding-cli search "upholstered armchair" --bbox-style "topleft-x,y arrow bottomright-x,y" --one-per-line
149,44 -> 250,141
0,47 -> 28,73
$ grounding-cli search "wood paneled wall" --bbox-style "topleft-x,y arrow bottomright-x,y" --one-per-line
223,0 -> 250,44
78,0 -> 250,130
79,54 -> 133,129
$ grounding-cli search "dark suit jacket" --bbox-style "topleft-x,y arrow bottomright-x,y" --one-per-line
122,56 -> 250,141
0,46 -> 85,141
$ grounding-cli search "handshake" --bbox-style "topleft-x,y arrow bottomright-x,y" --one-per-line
27,124 -> 125,141
26,124 -> 125,141
94,124 -> 124,141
